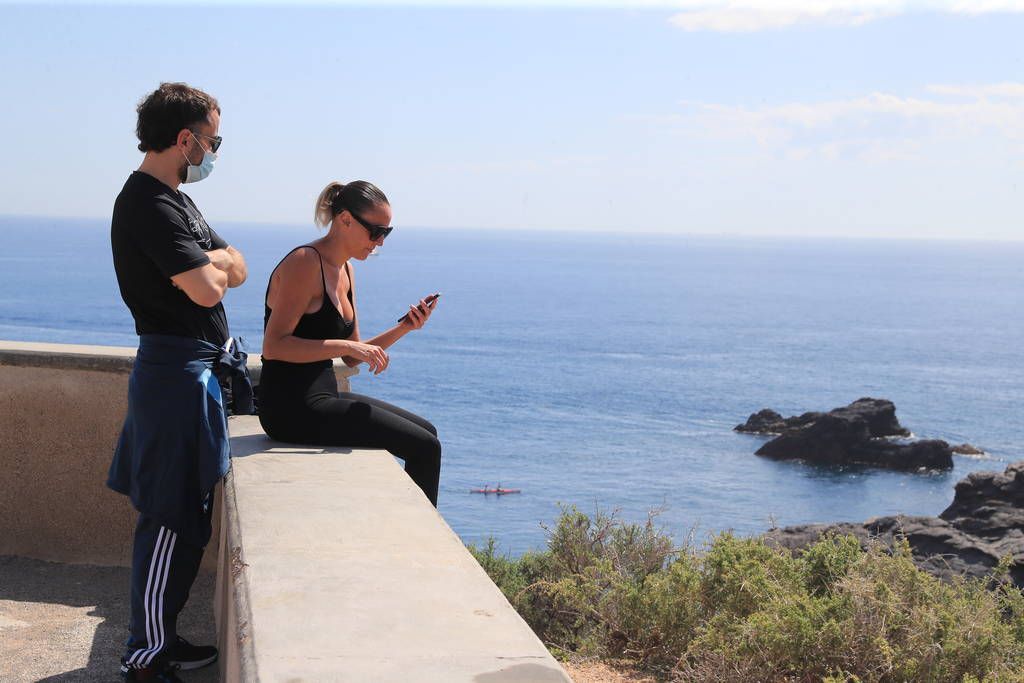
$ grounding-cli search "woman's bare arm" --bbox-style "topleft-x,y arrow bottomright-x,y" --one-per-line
261,248 -> 388,371
340,264 -> 437,367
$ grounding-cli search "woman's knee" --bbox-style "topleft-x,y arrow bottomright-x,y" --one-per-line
410,434 -> 441,465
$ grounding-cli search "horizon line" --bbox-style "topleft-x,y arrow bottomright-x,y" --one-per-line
2,212 -> 1021,245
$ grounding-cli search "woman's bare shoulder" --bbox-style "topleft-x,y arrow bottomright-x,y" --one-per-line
269,246 -> 323,301
277,245 -> 322,277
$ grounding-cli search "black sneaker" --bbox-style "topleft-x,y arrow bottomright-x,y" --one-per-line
120,660 -> 183,682
166,635 -> 218,670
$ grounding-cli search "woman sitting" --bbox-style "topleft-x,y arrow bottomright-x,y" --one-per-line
258,180 -> 442,505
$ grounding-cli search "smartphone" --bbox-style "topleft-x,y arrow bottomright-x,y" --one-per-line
398,293 -> 441,323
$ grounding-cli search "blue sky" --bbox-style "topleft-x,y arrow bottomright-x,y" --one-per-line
1,1 -> 1022,239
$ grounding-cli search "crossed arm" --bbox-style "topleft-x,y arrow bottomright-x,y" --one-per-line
171,245 -> 248,308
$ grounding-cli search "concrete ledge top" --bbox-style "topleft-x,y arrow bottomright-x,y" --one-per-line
225,416 -> 569,683
0,340 -> 138,372
0,340 -> 359,379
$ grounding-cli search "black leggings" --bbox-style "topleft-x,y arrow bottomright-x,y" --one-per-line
257,360 -> 442,505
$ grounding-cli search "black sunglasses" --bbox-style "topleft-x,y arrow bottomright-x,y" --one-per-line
190,130 -> 222,153
348,211 -> 394,241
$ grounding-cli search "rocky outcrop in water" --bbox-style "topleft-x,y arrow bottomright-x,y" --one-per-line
736,398 -> 952,471
735,398 -> 910,437
734,408 -> 791,435
764,461 -> 1024,587
755,417 -> 953,470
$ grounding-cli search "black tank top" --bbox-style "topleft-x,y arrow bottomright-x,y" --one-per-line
264,245 -> 355,341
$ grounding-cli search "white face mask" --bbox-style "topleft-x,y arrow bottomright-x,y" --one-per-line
181,132 -> 217,183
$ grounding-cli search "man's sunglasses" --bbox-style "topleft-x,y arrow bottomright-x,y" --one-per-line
348,211 -> 394,241
190,130 -> 223,153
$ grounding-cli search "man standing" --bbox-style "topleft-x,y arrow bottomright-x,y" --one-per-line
108,82 -> 248,682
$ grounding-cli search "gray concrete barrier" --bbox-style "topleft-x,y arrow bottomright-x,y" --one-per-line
216,415 -> 571,683
0,342 -> 140,567
0,340 -> 354,572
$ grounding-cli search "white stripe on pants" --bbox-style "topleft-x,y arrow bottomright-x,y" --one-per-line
126,526 -> 177,668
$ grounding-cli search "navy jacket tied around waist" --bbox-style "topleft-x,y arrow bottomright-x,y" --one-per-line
107,334 -> 253,546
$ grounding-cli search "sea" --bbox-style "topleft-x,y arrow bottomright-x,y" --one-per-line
2,215 -> 1022,555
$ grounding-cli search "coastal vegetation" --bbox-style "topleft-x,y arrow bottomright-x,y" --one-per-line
469,507 -> 1024,682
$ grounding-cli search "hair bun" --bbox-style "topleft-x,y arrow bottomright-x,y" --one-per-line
314,181 -> 346,227
313,179 -> 389,229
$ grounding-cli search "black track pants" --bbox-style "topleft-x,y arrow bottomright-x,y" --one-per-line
258,360 -> 442,505
122,513 -> 206,669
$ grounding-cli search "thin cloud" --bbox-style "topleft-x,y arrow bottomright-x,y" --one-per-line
668,1 -> 1024,32
675,84 -> 1024,161
698,92 -> 1011,126
37,0 -> 1024,11
926,82 -> 1024,98
950,0 -> 1024,13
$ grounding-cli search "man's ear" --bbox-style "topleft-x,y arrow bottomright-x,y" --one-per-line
176,128 -> 192,148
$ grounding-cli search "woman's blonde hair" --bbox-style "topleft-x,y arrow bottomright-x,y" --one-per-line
314,180 -> 389,228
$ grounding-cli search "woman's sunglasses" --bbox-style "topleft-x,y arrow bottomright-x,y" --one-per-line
348,211 -> 394,241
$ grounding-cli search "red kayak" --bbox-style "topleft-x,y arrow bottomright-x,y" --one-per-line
470,485 -> 521,495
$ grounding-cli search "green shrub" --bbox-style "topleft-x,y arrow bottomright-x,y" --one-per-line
469,508 -> 1024,682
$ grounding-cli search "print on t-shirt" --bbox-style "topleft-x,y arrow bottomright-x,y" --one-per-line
185,211 -> 213,250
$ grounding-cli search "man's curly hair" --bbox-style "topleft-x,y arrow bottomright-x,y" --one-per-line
135,82 -> 220,153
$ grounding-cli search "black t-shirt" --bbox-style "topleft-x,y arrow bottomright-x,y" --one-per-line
111,171 -> 230,345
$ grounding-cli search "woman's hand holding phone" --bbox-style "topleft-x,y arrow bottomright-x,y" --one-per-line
399,293 -> 441,329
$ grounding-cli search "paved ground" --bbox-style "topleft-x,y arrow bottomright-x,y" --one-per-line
0,556 -> 218,682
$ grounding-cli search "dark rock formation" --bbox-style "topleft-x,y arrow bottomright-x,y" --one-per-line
765,516 -> 1011,584
734,408 -> 788,434
735,398 -> 910,437
764,461 -> 1024,587
736,398 -> 950,471
755,420 -> 953,470
940,463 -> 1024,559
952,443 -> 986,456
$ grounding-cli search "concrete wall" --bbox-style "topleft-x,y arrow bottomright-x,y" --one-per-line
216,416 -> 571,683
0,340 -> 354,572
0,342 -> 140,567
